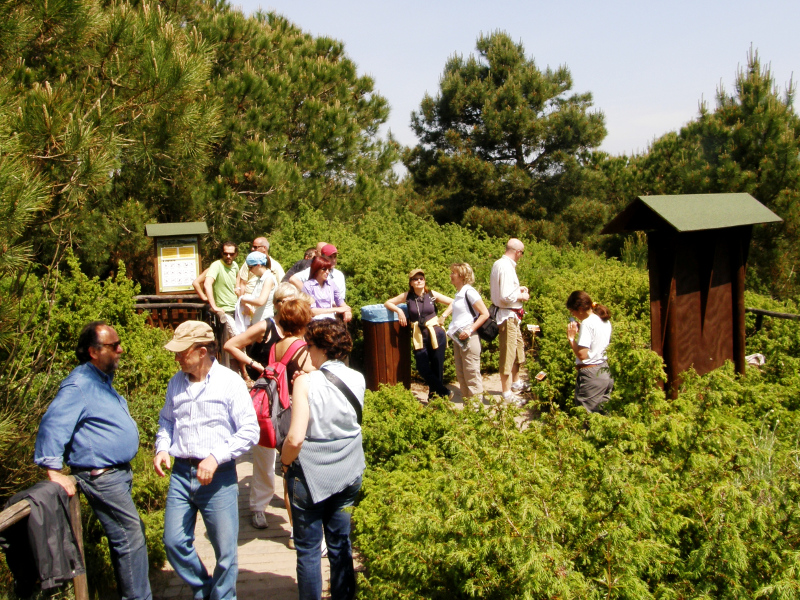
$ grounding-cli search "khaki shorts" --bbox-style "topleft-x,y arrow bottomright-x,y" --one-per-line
498,317 -> 525,375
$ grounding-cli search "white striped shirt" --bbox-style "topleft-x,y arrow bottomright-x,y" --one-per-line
155,360 -> 259,465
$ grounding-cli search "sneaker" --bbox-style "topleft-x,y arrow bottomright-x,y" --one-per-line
502,391 -> 523,404
321,536 -> 328,558
288,527 -> 295,550
251,511 -> 268,529
511,380 -> 530,392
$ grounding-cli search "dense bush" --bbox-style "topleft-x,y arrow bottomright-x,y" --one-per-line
0,253 -> 175,597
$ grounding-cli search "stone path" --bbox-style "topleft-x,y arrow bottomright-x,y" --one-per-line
150,453 -> 328,600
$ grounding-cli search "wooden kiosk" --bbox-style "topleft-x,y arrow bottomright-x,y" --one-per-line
138,222 -> 209,327
601,193 -> 781,394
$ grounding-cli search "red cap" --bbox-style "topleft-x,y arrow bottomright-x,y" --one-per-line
321,244 -> 338,256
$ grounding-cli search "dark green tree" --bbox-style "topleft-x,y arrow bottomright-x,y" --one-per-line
0,0 -> 222,279
186,5 -> 398,249
404,31 -> 606,239
633,49 -> 800,298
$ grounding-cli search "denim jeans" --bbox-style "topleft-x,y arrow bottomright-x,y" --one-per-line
75,465 -> 151,600
287,467 -> 361,600
163,460 -> 239,600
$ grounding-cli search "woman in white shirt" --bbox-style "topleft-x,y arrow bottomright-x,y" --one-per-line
566,290 -> 614,413
446,263 -> 490,399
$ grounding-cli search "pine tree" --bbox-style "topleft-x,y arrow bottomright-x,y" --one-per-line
634,49 -> 800,297
404,31 -> 606,237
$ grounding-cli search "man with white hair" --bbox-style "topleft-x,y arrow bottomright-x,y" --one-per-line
490,238 -> 530,403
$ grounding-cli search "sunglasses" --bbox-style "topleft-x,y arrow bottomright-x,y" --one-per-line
97,341 -> 122,351
411,276 -> 425,281
222,251 -> 236,257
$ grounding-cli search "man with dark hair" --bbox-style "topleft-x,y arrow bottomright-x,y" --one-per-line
282,241 -> 326,283
155,320 -> 259,600
35,321 -> 151,600
204,242 -> 239,368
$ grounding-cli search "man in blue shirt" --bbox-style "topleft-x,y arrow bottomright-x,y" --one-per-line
154,321 -> 259,600
34,321 -> 151,600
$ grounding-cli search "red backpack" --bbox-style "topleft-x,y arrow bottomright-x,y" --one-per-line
250,338 -> 306,450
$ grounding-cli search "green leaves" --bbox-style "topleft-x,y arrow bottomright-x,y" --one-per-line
406,31 -> 606,236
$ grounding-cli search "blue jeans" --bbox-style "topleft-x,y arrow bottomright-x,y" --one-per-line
287,467 -> 361,600
75,465 -> 151,600
163,460 -> 239,600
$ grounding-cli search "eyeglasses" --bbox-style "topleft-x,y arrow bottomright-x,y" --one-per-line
175,345 -> 199,359
251,245 -> 267,251
96,341 -> 122,351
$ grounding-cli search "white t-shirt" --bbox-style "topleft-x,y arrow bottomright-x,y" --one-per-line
295,267 -> 346,299
575,313 -> 612,365
447,285 -> 482,336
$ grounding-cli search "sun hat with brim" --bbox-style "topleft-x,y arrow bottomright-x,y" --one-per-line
245,251 -> 268,266
164,321 -> 215,352
321,244 -> 338,257
408,268 -> 425,280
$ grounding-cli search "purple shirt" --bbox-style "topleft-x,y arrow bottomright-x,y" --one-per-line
303,278 -> 344,317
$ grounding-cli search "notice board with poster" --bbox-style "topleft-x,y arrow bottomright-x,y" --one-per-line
145,222 -> 209,295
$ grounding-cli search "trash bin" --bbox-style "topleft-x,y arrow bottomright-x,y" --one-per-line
361,304 -> 411,391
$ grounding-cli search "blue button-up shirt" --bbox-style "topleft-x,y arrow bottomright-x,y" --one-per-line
155,360 -> 259,465
34,362 -> 140,470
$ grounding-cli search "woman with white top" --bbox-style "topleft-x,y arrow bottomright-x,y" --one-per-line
281,318 -> 365,600
446,263 -> 490,398
233,251 -> 277,333
566,290 -> 614,413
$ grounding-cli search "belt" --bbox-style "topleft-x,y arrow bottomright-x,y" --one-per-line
175,457 -> 236,471
576,364 -> 600,370
72,462 -> 130,477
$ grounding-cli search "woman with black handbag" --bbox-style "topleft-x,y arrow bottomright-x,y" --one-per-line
446,263 -> 490,399
280,318 -> 365,600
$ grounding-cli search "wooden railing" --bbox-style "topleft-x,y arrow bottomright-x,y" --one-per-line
745,307 -> 800,332
0,478 -> 88,600
134,294 -> 209,329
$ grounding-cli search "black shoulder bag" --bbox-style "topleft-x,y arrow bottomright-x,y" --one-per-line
321,368 -> 363,425
465,289 -> 500,342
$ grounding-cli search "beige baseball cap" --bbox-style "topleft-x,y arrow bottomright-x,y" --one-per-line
164,321 -> 215,352
408,268 -> 425,279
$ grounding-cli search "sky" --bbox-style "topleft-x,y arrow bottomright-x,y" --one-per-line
235,0 -> 798,158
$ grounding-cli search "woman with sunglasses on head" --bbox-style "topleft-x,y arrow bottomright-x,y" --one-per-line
223,284 -> 314,531
281,318 -> 365,600
385,269 -> 453,400
447,262 -> 490,399
566,290 -> 614,413
303,255 -> 351,321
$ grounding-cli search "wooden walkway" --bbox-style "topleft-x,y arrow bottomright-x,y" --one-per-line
150,451 -> 330,600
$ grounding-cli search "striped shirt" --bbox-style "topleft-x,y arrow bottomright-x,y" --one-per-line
297,360 -> 365,503
155,360 -> 259,465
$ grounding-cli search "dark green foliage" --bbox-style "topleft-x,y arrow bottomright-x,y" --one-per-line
0,252 -> 175,595
624,50 -> 800,299
404,31 -> 607,244
356,361 -> 800,599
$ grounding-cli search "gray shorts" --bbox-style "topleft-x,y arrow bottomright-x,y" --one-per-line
574,362 -> 613,413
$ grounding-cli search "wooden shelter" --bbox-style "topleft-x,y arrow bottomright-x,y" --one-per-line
602,193 -> 781,393
139,222 -> 210,328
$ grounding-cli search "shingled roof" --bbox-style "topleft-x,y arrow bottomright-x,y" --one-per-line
601,193 -> 782,234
